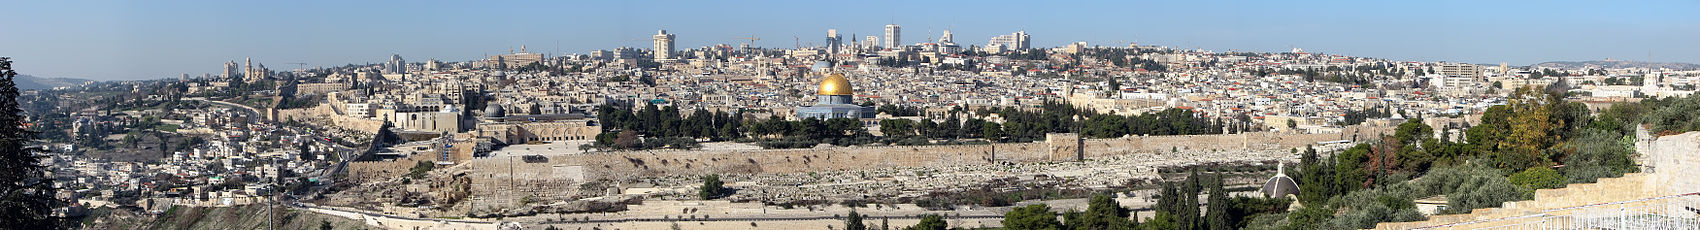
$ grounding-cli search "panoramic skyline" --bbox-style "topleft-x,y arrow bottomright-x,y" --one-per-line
22,1 -> 1700,229
4,0 -> 1697,80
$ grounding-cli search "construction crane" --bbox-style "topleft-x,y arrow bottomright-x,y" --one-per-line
735,35 -> 760,48
284,62 -> 308,70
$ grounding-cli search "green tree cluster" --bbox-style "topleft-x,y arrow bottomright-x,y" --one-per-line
1508,167 -> 1564,190
1002,204 -> 1063,230
905,214 -> 948,230
1136,170 -> 1290,230
998,194 -> 1143,230
1641,93 -> 1700,134
745,116 -> 874,148
594,104 -> 743,150
1077,108 -> 1249,139
1255,165 -> 1523,229
406,160 -> 434,179
1245,85 -> 1673,229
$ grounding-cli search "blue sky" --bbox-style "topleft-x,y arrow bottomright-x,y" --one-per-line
3,0 -> 1697,80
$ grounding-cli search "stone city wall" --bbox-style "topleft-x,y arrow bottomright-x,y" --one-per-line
532,143 -> 1045,182
1079,128 -> 1381,158
345,156 -> 425,182
277,103 -> 385,135
434,126 -> 1394,206
465,126 -> 1393,182
452,156 -> 590,207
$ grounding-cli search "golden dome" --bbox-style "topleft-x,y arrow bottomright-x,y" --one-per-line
816,73 -> 853,95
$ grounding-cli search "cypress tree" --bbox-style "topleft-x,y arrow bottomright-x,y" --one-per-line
0,57 -> 65,228
1205,174 -> 1230,230
845,209 -> 866,230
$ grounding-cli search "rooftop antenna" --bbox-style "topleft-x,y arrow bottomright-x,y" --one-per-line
950,16 -> 957,31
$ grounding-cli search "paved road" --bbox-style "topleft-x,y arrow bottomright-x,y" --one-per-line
291,200 -> 1004,229
533,214 -> 1005,225
290,202 -> 505,226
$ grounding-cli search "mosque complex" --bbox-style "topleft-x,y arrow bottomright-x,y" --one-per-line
796,73 -> 875,120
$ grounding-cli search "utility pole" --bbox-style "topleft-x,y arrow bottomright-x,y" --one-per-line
269,159 -> 278,230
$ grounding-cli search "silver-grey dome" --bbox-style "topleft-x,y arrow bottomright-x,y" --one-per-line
483,104 -> 506,118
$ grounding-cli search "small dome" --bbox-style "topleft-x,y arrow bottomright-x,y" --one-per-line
817,73 -> 853,96
1261,164 -> 1300,198
484,104 -> 506,118
1262,176 -> 1299,198
811,61 -> 832,72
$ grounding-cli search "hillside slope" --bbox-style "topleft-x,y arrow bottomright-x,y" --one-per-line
82,205 -> 371,230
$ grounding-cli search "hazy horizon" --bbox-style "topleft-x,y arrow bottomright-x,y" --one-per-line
4,0 -> 1697,81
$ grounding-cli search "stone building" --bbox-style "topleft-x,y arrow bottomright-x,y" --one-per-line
474,104 -> 601,144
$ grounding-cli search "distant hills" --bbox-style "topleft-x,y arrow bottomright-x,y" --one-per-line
13,74 -> 95,90
1534,60 -> 1700,70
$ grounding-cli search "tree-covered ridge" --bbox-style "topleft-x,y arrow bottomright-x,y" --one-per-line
976,85 -> 1672,230
1243,86 -> 1648,229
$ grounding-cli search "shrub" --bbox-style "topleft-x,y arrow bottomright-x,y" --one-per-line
1563,129 -> 1637,183
406,160 -> 434,179
698,174 -> 724,200
1509,167 -> 1564,190
1001,204 -> 1061,230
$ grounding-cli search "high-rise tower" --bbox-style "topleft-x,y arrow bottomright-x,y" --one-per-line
884,24 -> 901,49
223,60 -> 240,81
988,31 -> 1032,51
386,54 -> 406,74
652,29 -> 676,61
826,29 -> 843,55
